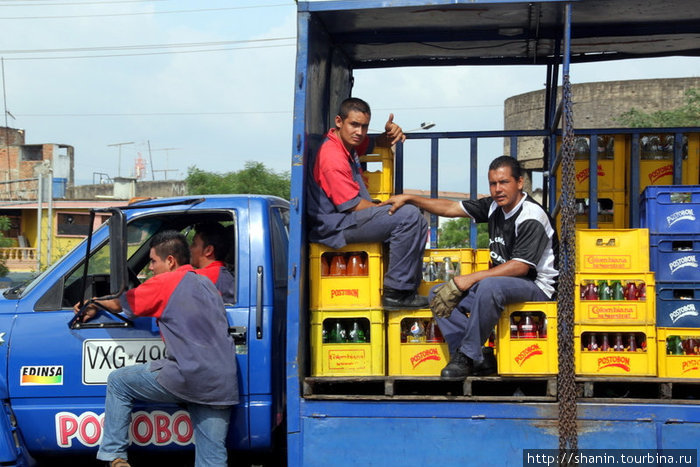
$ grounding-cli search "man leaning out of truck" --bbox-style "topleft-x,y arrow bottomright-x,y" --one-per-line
307,96 -> 429,310
74,230 -> 238,467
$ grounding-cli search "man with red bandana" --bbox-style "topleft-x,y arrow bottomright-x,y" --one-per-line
306,97 -> 428,310
74,231 -> 237,467
190,222 -> 235,304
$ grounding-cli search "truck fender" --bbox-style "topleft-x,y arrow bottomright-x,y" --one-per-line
0,401 -> 29,465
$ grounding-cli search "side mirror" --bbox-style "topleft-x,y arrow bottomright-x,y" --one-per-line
107,208 -> 128,296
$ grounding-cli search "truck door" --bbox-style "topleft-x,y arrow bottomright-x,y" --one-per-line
6,209 -> 251,455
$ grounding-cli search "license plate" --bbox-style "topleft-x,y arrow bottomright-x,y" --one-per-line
82,339 -> 167,385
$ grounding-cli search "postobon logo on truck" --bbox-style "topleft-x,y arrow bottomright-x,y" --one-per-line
56,410 -> 194,448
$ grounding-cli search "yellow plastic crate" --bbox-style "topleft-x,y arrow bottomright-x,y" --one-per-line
360,146 -> 394,197
497,302 -> 558,376
635,133 -> 700,193
310,309 -> 385,376
574,272 -> 656,325
574,324 -> 656,376
575,228 -> 650,273
387,309 -> 449,376
473,249 -> 490,272
657,327 -> 700,379
309,242 -> 384,310
556,134 -> 627,193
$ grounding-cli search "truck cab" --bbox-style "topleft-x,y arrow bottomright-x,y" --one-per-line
0,194 -> 288,464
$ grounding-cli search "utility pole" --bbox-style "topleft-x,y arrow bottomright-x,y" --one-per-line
107,141 -> 134,177
150,147 -> 181,180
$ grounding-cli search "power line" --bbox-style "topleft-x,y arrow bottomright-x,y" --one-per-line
0,36 -> 295,54
1,42 -> 295,60
0,3 -> 293,20
0,0 -> 168,7
15,110 -> 293,117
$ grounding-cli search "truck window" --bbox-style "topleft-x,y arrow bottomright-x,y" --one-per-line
34,211 -> 236,311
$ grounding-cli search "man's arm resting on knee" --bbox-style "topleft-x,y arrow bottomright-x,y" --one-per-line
350,198 -> 378,211
380,194 -> 466,217
453,259 -> 531,291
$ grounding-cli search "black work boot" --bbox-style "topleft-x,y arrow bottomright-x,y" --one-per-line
440,350 -> 472,380
382,288 -> 429,311
472,347 -> 497,376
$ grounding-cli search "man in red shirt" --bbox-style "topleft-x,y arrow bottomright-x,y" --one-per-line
190,222 -> 236,304
307,97 -> 428,310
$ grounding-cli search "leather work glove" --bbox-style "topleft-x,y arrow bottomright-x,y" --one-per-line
430,278 -> 464,318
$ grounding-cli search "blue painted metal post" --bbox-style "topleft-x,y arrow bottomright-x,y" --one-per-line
673,131 -> 683,185
395,141 -> 404,195
470,137 -> 478,248
630,134 -> 641,227
588,133 -> 599,229
430,138 -> 439,248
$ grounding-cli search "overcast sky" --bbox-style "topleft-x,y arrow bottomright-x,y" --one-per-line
1,0 -> 698,194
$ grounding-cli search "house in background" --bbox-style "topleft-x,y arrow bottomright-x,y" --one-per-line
0,200 -> 126,273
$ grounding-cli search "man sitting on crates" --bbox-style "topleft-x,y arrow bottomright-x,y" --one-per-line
307,97 -> 429,310
381,156 -> 559,379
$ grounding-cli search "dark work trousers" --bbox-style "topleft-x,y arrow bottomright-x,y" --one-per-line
343,204 -> 428,292
431,276 -> 550,363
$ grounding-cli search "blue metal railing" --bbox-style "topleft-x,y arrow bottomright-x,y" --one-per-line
390,127 -> 700,246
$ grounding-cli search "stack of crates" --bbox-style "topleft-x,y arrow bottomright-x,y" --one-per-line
635,134 -> 700,194
556,135 -> 628,229
360,146 -> 394,201
496,301 -> 558,376
641,185 -> 700,379
573,229 -> 657,376
309,243 -> 386,376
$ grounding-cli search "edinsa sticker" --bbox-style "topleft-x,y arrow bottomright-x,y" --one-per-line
21,365 -> 64,386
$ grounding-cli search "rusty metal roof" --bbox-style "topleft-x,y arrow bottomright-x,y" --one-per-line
298,0 -> 700,67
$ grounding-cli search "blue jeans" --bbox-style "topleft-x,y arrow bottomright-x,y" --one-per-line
97,364 -> 233,467
431,276 -> 550,362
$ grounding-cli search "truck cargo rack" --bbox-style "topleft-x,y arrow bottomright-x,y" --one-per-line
303,376 -> 700,404
303,375 -> 557,401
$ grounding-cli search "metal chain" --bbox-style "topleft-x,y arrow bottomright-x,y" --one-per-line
558,73 -> 578,463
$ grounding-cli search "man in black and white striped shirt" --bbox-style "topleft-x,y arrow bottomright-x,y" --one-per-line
382,156 -> 559,380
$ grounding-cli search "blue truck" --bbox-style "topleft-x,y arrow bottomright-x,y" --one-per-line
0,195 -> 289,465
0,1 -> 699,466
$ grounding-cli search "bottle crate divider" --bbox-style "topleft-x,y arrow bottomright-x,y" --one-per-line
640,185 -> 700,235
655,282 -> 700,328
649,234 -> 700,283
575,272 -> 656,325
657,327 -> 700,379
574,324 -> 657,377
497,302 -> 558,376
309,242 -> 384,310
310,309 -> 385,377
575,228 -> 650,273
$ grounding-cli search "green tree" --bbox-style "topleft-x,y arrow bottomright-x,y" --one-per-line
186,161 -> 291,199
437,217 -> 489,248
0,216 -> 13,277
614,88 -> 700,127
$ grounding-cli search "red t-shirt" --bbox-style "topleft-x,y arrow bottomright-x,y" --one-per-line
313,128 -> 370,208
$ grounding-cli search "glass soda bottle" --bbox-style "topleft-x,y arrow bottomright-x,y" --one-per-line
510,315 -> 519,339
329,254 -> 347,276
538,316 -> 547,338
346,253 -> 363,276
611,281 -> 624,300
667,335 -> 683,355
321,254 -> 330,276
443,257 -> 455,281
425,319 -> 443,343
348,320 -> 366,343
407,319 -> 426,343
624,281 -> 638,300
598,280 -> 611,300
582,281 -> 598,300
627,333 -> 637,352
613,333 -> 624,351
428,258 -> 438,281
518,313 -> 537,339
587,334 -> 598,351
601,333 -> 610,351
